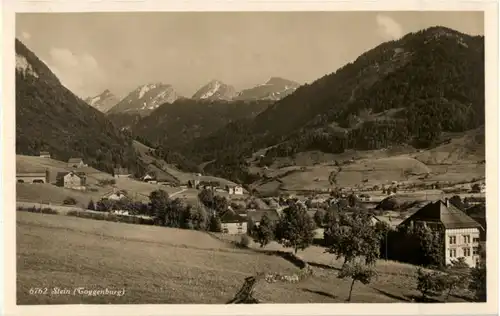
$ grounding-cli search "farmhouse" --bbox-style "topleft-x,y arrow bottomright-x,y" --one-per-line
247,209 -> 280,233
220,212 -> 247,235
56,171 -> 87,190
398,199 -> 483,267
142,174 -> 157,184
113,168 -> 131,179
16,169 -> 49,184
67,158 -> 86,168
39,151 -> 51,158
103,190 -> 128,201
227,185 -> 244,195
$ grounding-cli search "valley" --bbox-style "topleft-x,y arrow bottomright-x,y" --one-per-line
13,21 -> 488,306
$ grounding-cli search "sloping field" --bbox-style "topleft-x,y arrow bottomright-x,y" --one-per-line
133,141 -> 237,186
16,155 -> 113,184
16,212 -> 450,304
275,156 -> 431,191
16,183 -> 102,208
412,127 -> 485,165
113,178 -> 180,201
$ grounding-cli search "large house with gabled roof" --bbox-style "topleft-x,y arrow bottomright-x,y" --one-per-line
398,199 -> 483,267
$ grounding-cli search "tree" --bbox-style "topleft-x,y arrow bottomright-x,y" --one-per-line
313,210 -> 324,228
416,268 -> 446,301
442,258 -> 470,301
213,195 -> 229,214
252,214 -> 275,248
183,206 -> 208,231
337,261 -> 377,302
87,199 -> 95,211
149,189 -> 170,225
164,198 -> 186,228
198,189 -> 215,209
63,197 -> 77,205
324,212 -> 383,265
275,204 -> 316,254
407,224 -> 445,268
96,199 -> 113,212
209,215 -> 222,232
469,260 -> 486,302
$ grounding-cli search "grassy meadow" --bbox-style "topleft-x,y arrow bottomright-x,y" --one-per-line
17,212 -> 472,304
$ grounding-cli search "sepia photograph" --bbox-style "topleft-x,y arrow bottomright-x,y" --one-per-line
4,2 -> 498,313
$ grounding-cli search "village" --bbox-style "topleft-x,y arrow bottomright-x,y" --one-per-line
16,150 -> 487,273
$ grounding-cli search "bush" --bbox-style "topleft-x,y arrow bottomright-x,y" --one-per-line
17,206 -> 59,215
416,268 -> 446,301
63,197 -> 77,205
237,234 -> 251,248
41,207 -> 59,215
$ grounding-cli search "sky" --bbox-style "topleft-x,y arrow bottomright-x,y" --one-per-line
16,11 -> 484,99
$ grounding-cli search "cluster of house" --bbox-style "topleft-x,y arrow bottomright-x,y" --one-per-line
16,155 -> 88,190
219,198 -> 485,268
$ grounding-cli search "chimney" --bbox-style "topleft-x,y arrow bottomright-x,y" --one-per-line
445,198 -> 449,207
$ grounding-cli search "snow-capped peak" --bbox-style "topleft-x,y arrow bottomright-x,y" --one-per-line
84,89 -> 120,113
192,80 -> 237,101
200,80 -> 222,99
108,82 -> 181,114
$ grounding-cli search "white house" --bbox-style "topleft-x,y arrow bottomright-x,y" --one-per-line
56,171 -> 86,190
142,174 -> 157,184
220,212 -> 247,235
39,151 -> 51,158
227,185 -> 244,195
398,199 -> 483,267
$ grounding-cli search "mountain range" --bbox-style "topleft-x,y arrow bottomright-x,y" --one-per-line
15,26 -> 485,186
107,83 -> 183,115
92,77 -> 299,115
176,26 -> 485,183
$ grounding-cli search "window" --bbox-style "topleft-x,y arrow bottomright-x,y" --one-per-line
449,249 -> 456,258
463,235 -> 471,243
473,247 -> 479,255
449,236 -> 457,244
463,247 -> 471,257
473,237 -> 480,243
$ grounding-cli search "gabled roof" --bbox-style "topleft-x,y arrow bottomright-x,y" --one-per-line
247,209 -> 280,222
17,168 -> 46,175
56,171 -> 70,179
57,171 -> 85,179
220,211 -> 247,224
399,200 -> 482,229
